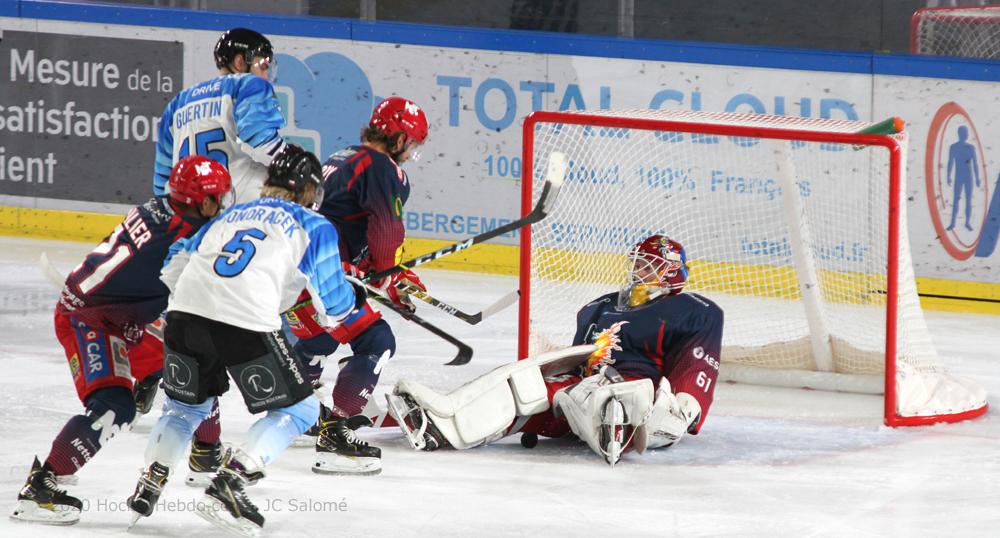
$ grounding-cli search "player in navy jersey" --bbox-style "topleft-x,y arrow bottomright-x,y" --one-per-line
127,145 -> 364,536
280,97 -> 429,475
153,28 -> 286,204
387,234 -> 724,466
10,157 -> 231,525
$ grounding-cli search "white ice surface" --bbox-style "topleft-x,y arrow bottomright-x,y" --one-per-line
1,236 -> 998,537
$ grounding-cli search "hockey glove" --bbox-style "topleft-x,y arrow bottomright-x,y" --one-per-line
284,290 -> 325,340
328,302 -> 382,344
372,269 -> 426,313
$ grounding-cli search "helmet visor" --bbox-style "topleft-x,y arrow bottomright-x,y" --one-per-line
250,55 -> 277,82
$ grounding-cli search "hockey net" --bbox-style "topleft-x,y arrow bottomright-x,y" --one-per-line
518,109 -> 988,426
910,6 -> 1000,59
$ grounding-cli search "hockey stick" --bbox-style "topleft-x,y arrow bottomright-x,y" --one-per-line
852,117 -> 903,150
396,283 -> 519,325
367,292 -> 473,366
39,252 -> 67,289
363,151 -> 567,285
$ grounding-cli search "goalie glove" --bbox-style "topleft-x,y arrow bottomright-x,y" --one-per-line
371,269 -> 426,314
639,378 -> 702,451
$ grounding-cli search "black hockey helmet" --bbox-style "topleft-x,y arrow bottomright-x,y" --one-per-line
266,145 -> 324,206
214,28 -> 274,71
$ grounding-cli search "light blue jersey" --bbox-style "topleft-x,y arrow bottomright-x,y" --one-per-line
162,197 -> 356,331
154,74 -> 286,203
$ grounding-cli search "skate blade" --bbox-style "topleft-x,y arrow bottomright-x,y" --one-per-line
127,511 -> 143,531
312,453 -> 382,476
9,499 -> 80,526
194,496 -> 262,538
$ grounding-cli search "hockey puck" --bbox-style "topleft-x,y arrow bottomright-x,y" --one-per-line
520,432 -> 538,449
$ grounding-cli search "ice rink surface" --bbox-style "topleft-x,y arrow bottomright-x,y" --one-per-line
1,236 -> 997,537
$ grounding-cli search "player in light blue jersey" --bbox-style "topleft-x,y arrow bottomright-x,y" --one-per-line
153,28 -> 286,204
128,146 -> 364,537
145,28 -> 288,489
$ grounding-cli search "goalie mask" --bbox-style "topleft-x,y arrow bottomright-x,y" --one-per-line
618,235 -> 688,309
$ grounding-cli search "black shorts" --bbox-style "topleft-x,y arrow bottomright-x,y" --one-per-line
163,311 -> 312,413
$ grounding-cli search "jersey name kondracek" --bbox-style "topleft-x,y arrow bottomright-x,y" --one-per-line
163,197 -> 355,332
58,196 -> 208,341
153,74 -> 285,203
319,146 -> 410,272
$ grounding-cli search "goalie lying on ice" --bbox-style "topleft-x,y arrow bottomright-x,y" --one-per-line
387,234 -> 724,466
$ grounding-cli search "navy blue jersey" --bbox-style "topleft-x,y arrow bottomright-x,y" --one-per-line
318,146 -> 410,273
57,196 -> 209,342
572,291 -> 724,432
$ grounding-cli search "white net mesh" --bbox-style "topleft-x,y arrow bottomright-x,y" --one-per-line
912,6 -> 1000,59
521,109 -> 987,422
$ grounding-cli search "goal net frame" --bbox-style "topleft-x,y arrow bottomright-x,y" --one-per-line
517,109 -> 988,427
910,5 -> 1000,59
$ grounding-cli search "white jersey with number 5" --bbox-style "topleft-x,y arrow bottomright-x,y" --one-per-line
162,197 -> 356,332
153,74 -> 286,204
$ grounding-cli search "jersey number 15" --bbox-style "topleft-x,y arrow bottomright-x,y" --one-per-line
179,127 -> 229,168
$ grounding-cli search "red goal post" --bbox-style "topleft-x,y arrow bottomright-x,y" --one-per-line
518,109 -> 988,427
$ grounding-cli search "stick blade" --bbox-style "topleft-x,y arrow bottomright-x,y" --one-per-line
445,344 -> 474,366
538,151 -> 567,215
39,252 -> 67,288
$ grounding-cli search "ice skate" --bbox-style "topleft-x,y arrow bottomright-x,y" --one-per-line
126,461 -> 169,528
186,439 -> 225,487
599,396 -> 628,467
385,391 -> 448,451
9,457 -> 82,525
291,402 -> 333,447
312,415 -> 382,475
195,450 -> 264,538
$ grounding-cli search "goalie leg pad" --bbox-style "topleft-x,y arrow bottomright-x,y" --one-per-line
390,345 -> 597,450
552,374 -> 654,465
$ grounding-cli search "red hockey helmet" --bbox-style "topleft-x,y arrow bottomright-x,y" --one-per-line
370,97 -> 428,144
168,156 -> 232,207
619,234 -> 689,308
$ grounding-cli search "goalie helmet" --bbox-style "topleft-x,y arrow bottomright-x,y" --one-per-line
168,156 -> 232,207
618,234 -> 688,309
370,97 -> 429,144
214,28 -> 274,72
266,144 -> 324,208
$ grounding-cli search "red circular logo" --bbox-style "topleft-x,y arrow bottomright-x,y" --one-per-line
924,102 -> 990,260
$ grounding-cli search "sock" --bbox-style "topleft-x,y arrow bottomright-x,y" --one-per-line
243,397 -> 319,465
193,399 -> 221,445
145,397 -> 215,469
45,415 -> 101,476
331,354 -> 382,417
